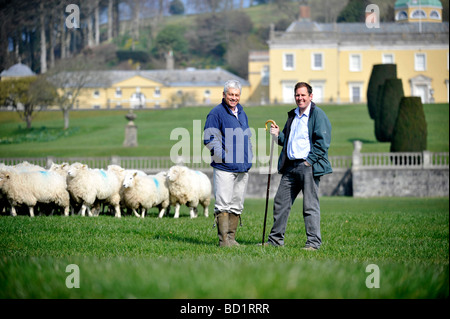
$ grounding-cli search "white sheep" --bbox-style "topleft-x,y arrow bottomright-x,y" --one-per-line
0,168 -> 70,217
166,165 -> 211,219
66,164 -> 123,218
122,171 -> 170,218
13,161 -> 45,172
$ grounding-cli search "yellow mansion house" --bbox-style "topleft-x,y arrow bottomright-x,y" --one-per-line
249,0 -> 449,105
51,67 -> 250,110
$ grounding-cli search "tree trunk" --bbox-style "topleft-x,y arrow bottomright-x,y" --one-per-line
40,3 -> 47,74
87,7 -> 94,47
95,5 -> 100,45
108,0 -> 113,41
61,14 -> 66,58
63,108 -> 70,130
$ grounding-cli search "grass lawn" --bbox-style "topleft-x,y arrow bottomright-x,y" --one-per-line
1,197 -> 448,299
0,103 -> 448,158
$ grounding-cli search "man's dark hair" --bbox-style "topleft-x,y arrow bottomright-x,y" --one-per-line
294,82 -> 313,95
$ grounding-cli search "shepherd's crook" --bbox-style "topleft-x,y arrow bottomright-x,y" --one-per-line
262,120 -> 277,246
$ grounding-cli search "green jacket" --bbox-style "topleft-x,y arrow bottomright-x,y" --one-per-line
276,102 -> 333,177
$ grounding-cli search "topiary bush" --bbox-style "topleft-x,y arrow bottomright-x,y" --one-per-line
375,78 -> 404,142
367,64 -> 397,120
390,96 -> 427,152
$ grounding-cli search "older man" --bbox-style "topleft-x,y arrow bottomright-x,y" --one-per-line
204,80 -> 253,247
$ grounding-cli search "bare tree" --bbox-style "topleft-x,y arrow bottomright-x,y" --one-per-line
46,56 -> 106,130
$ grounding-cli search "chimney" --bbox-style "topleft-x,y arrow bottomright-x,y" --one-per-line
165,50 -> 174,70
299,1 -> 310,21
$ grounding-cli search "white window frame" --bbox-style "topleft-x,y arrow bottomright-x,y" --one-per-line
115,87 -> 122,98
348,82 -> 363,103
93,90 -> 100,98
414,53 -> 427,71
154,87 -> 161,97
311,52 -> 324,70
411,9 -> 426,19
430,10 -> 441,20
283,53 -> 295,71
310,80 -> 325,103
281,80 -> 296,104
382,53 -> 395,64
349,54 -> 362,72
396,10 -> 408,21
261,65 -> 270,86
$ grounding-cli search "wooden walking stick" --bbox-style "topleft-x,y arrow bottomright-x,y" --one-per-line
262,120 -> 277,246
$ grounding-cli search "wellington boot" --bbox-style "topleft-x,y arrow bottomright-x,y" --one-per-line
228,213 -> 240,246
216,212 -> 230,247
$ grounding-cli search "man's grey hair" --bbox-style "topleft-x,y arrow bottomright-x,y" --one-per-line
224,80 -> 242,94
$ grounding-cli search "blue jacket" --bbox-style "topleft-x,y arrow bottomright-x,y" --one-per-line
203,99 -> 253,173
277,102 -> 332,177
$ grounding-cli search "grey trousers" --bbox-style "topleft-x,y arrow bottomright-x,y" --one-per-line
268,161 -> 322,249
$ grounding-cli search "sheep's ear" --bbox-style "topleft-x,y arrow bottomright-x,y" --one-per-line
133,172 -> 137,177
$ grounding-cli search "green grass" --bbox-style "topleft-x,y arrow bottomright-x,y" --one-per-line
0,103 -> 448,158
1,197 -> 448,299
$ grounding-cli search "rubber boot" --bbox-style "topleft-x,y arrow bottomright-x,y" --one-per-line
228,213 -> 240,246
216,212 -> 230,247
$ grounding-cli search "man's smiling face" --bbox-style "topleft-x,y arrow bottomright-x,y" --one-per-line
295,86 -> 313,112
223,88 -> 241,109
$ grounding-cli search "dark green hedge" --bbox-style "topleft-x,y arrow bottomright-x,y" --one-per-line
390,96 -> 427,152
367,64 -> 397,120
375,78 -> 404,142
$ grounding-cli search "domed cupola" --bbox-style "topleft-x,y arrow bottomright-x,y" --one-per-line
395,0 -> 443,23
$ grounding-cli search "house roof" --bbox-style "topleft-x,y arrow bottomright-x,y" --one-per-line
54,67 -> 250,88
0,63 -> 36,77
395,0 -> 443,9
269,21 -> 448,46
285,20 -> 448,34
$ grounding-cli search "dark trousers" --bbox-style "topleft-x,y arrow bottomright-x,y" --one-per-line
268,160 -> 322,249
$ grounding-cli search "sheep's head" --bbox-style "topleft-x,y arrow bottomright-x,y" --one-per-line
122,172 -> 137,188
68,163 -> 87,177
167,166 -> 180,182
49,162 -> 70,176
0,172 -> 10,185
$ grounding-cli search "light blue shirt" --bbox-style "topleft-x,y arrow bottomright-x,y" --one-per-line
287,104 -> 311,160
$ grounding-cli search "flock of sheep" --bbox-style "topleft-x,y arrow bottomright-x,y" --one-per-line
0,161 -> 212,219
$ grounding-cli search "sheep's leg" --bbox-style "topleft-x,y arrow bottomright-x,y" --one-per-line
64,206 -> 70,217
158,208 -> 166,218
114,205 -> 121,218
10,206 -> 17,217
132,209 -> 140,218
80,205 -> 86,216
29,206 -> 35,218
203,205 -> 209,218
173,203 -> 180,218
189,207 -> 197,219
140,208 -> 146,218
